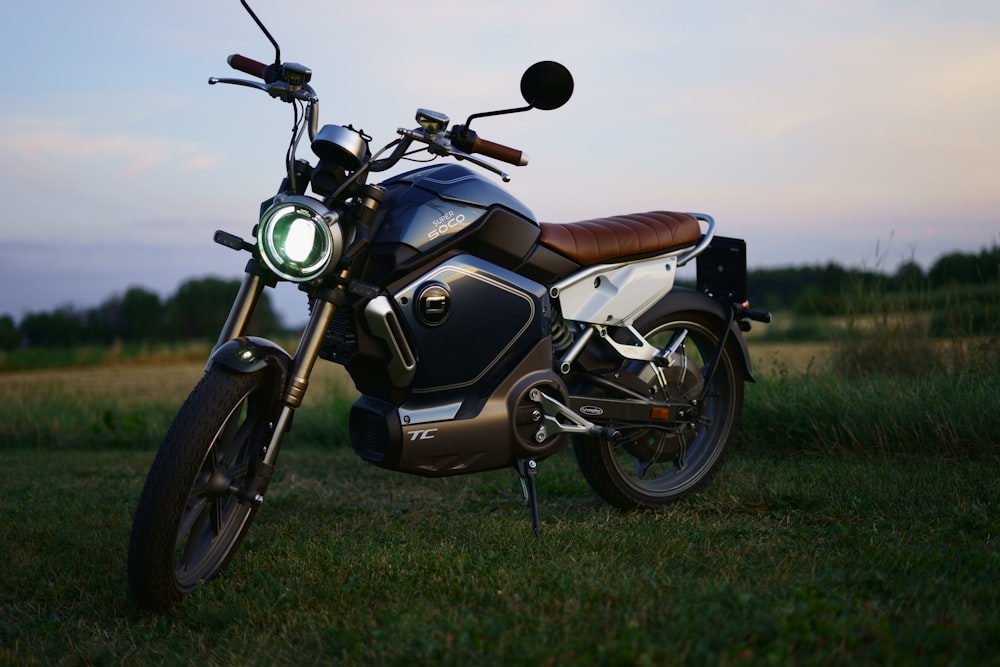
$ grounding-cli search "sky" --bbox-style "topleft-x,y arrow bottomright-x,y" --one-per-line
1,0 -> 998,328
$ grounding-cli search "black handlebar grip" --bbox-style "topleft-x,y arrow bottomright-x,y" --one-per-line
227,54 -> 268,79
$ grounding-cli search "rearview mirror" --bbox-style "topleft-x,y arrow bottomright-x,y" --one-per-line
520,61 -> 574,111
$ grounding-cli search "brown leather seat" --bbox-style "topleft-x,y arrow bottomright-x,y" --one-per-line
538,211 -> 702,266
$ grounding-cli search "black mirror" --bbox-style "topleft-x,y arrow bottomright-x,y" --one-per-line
520,61 -> 574,111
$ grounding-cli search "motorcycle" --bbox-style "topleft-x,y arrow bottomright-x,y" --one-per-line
127,1 -> 771,611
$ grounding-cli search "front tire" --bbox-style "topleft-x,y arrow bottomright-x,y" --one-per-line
127,364 -> 279,611
573,311 -> 744,509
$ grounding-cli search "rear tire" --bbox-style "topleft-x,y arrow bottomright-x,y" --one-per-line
127,364 -> 278,611
573,311 -> 743,509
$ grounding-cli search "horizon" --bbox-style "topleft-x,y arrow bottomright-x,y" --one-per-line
3,241 -> 994,329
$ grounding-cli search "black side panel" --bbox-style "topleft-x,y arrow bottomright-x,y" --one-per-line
392,255 -> 550,395
517,243 -> 581,284
456,207 -> 541,270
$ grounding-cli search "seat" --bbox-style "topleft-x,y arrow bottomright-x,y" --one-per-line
537,211 -> 702,266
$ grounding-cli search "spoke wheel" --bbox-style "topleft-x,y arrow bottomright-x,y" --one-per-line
574,311 -> 743,509
128,365 -> 277,610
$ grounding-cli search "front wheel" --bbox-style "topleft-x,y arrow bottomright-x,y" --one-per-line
573,311 -> 744,509
127,364 -> 280,611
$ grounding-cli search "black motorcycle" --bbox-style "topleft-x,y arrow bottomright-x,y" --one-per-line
128,1 -> 771,611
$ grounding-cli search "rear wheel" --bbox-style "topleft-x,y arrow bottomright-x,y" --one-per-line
127,364 -> 279,611
573,311 -> 743,509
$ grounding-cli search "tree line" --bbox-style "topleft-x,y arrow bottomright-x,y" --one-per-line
1,244 -> 996,351
747,243 -> 999,315
0,277 -> 284,351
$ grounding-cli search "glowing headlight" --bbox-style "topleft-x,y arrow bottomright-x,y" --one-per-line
257,196 -> 343,282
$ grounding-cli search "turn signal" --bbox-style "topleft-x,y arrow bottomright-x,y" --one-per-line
649,407 -> 671,421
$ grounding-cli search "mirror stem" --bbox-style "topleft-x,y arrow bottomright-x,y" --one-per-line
461,104 -> 534,135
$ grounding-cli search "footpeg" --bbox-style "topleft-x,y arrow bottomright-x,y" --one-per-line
529,389 -> 621,443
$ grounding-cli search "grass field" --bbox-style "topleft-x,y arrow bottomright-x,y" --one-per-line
1,346 -> 998,665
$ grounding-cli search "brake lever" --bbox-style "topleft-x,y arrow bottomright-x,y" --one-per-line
208,77 -> 318,103
397,127 -> 511,181
451,148 -> 511,182
209,76 -> 269,92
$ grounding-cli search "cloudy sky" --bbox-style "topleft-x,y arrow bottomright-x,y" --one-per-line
1,1 -> 998,327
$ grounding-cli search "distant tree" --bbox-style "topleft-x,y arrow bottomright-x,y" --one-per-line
119,287 -> 163,342
0,314 -> 18,351
974,243 -> 1000,284
892,260 -> 925,290
250,291 -> 284,337
928,252 -> 982,287
84,299 -> 118,345
165,277 -> 284,341
19,306 -> 86,347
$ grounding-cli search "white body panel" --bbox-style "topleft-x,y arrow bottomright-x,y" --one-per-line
554,254 -> 679,327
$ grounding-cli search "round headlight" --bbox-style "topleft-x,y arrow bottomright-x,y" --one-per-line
257,196 -> 343,282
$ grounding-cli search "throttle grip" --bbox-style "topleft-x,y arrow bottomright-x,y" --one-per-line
451,126 -> 528,167
469,136 -> 528,166
227,54 -> 268,79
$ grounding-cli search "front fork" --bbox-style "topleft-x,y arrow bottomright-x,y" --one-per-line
210,261 -> 342,505
212,260 -> 270,352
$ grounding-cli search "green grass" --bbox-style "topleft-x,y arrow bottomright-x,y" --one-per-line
0,341 -> 214,372
3,331 -> 999,664
2,445 -> 998,666
5,360 -> 997,461
739,367 -> 1000,460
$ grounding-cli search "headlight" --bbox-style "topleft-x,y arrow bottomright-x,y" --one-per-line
257,195 -> 343,282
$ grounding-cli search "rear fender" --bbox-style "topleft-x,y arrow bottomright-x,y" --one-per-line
635,287 -> 755,381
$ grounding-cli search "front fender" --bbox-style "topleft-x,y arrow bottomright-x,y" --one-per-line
635,287 -> 755,382
208,336 -> 293,391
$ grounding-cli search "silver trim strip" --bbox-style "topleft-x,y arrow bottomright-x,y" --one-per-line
364,296 -> 417,387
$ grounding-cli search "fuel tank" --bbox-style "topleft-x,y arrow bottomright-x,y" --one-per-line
376,163 -> 536,255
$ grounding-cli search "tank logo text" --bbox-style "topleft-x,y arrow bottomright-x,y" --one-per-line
427,211 -> 467,241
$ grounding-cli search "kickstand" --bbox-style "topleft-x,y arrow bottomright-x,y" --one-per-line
516,458 -> 541,539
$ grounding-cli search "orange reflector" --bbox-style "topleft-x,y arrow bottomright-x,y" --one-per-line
650,407 -> 671,421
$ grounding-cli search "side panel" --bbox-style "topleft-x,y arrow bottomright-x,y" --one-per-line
391,254 -> 550,393
456,207 -> 541,270
554,254 -> 680,327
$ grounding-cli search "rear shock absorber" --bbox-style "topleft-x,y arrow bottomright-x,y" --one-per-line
551,315 -> 574,354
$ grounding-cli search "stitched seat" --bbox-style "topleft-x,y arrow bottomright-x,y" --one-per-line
537,211 -> 702,266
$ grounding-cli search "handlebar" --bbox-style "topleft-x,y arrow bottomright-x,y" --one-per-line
451,126 -> 528,167
213,57 -> 530,182
210,54 -> 317,106
228,53 -> 269,79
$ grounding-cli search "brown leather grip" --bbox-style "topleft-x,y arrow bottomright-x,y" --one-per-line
470,136 -> 527,166
227,54 -> 268,79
